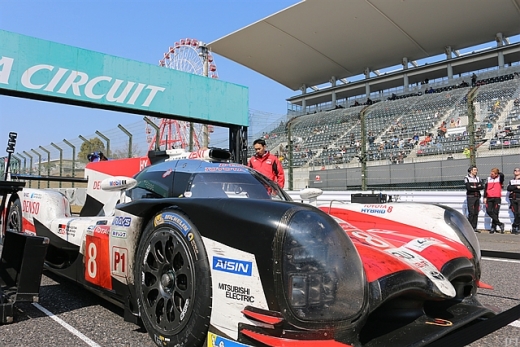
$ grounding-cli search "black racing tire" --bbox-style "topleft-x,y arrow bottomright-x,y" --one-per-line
135,208 -> 212,347
6,197 -> 22,233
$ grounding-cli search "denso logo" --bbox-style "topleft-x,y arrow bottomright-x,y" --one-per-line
212,256 -> 252,276
0,56 -> 165,107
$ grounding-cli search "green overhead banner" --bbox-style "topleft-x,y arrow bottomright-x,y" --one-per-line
0,30 -> 249,126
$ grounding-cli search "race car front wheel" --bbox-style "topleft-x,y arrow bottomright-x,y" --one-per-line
6,197 -> 22,233
135,209 -> 212,347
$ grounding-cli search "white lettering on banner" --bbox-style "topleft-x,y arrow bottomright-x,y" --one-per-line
10,56 -> 165,107
0,56 -> 14,84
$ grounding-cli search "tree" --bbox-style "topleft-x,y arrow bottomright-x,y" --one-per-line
78,137 -> 105,162
110,144 -> 144,159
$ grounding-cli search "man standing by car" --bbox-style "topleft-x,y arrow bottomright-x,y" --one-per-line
507,167 -> 520,235
483,168 -> 505,233
464,166 -> 484,232
249,139 -> 285,188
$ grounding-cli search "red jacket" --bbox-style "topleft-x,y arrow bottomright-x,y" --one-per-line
248,151 -> 285,188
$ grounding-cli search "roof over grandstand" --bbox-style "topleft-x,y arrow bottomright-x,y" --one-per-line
209,0 -> 520,91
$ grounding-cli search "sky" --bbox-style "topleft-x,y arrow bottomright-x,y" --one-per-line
0,0 -> 299,156
1,1 -> 519,160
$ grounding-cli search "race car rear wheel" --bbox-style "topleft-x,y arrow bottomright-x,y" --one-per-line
135,209 -> 211,347
6,197 -> 22,233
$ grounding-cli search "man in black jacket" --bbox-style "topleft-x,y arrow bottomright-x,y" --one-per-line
507,167 -> 520,235
464,166 -> 484,232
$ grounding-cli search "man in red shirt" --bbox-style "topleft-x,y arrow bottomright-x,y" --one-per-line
484,168 -> 505,233
248,139 -> 285,188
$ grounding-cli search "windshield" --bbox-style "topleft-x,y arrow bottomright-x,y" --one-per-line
185,171 -> 290,201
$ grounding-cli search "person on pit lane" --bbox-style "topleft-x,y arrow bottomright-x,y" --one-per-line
483,168 -> 505,234
87,151 -> 109,162
507,167 -> 520,235
464,166 -> 484,233
248,138 -> 285,189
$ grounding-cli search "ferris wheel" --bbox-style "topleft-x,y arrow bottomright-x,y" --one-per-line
146,38 -> 216,151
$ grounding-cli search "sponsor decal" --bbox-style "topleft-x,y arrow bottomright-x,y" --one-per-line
385,247 -> 456,297
204,167 -> 245,172
111,229 -> 127,239
208,332 -> 250,347
425,318 -> 453,327
361,205 -> 393,214
96,220 -> 108,225
162,168 -> 173,178
112,216 -> 131,227
22,200 -> 40,214
25,192 -> 42,199
314,174 -> 322,183
218,283 -> 255,302
58,224 -> 66,235
109,179 -> 126,187
154,213 -> 191,236
154,214 -> 164,226
93,181 -> 101,190
57,223 -> 77,237
112,246 -> 128,278
213,256 -> 252,276
94,225 -> 110,235
86,225 -> 96,235
218,163 -> 242,167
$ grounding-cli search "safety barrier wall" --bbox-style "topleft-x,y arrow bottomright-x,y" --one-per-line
287,189 -> 516,232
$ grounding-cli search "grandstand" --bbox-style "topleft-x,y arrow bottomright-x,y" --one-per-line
210,0 -> 520,189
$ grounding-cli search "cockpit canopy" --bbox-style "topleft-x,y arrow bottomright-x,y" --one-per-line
128,159 -> 291,201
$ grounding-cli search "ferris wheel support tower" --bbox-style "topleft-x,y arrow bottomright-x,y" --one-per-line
146,38 -> 217,151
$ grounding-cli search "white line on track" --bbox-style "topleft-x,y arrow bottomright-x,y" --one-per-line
482,257 -> 520,264
510,320 -> 520,328
32,303 -> 102,347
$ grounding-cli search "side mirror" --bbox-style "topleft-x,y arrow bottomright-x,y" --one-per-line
100,176 -> 137,191
299,188 -> 323,200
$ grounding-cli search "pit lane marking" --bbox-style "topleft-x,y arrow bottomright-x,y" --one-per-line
32,303 -> 102,347
482,257 -> 520,264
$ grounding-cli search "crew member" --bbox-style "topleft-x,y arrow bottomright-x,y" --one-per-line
87,151 -> 109,162
464,166 -> 484,232
483,168 -> 505,233
507,167 -> 520,235
248,139 -> 285,188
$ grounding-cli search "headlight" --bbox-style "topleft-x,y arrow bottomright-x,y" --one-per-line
278,208 -> 366,323
444,207 -> 481,262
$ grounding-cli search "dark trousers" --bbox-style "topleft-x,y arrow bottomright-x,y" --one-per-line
486,197 -> 502,229
467,196 -> 480,230
511,199 -> 520,230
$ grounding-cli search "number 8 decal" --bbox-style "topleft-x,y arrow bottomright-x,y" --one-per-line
85,234 -> 112,290
87,242 -> 97,278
